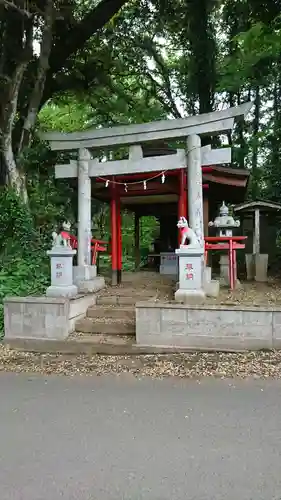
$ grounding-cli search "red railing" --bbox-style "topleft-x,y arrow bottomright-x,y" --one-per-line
204,236 -> 247,290
68,234 -> 108,265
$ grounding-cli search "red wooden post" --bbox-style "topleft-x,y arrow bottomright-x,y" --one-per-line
110,182 -> 118,285
228,238 -> 234,290
178,169 -> 187,245
116,195 -> 122,284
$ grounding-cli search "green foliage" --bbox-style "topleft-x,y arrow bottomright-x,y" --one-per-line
219,18 -> 281,91
0,187 -> 50,338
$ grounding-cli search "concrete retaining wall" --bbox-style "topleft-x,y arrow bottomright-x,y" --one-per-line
136,302 -> 281,351
4,294 -> 96,341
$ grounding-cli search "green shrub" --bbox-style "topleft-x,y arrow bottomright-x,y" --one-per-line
0,187 -> 50,339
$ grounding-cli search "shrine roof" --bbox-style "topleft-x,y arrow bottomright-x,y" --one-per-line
234,199 -> 281,213
203,165 -> 250,188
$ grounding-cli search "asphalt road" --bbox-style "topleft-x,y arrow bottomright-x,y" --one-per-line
1,373 -> 281,500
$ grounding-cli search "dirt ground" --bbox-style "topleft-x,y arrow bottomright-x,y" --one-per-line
204,280 -> 281,306
101,272 -> 281,306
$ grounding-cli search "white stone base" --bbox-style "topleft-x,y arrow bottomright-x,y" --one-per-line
204,280 -> 220,297
73,265 -> 97,283
77,277 -> 105,293
176,247 -> 205,287
46,284 -> 78,298
174,288 -> 205,304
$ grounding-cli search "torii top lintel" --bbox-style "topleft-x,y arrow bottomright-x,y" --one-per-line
41,103 -> 252,152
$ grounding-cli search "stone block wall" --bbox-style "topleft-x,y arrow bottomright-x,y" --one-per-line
136,302 -> 281,351
4,294 -> 96,341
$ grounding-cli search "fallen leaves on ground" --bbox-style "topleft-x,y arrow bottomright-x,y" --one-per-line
1,345 -> 281,379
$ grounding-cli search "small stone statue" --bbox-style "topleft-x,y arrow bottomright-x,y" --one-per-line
52,221 -> 72,248
177,216 -> 200,247
208,201 -> 240,237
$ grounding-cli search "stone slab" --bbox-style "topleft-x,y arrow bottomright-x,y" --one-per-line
204,280 -> 220,298
255,253 -> 268,282
75,317 -> 135,335
174,289 -> 205,304
87,305 -> 134,321
136,302 -> 278,351
4,294 -> 96,341
76,277 -> 105,293
2,337 -> 247,355
160,252 -> 178,277
73,265 -> 97,283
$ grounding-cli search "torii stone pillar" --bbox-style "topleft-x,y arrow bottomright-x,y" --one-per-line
175,134 -> 206,303
78,148 -> 91,272
74,148 -> 105,292
187,134 -> 204,246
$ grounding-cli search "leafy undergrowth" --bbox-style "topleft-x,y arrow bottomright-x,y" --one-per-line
0,257 -> 50,338
0,188 -> 50,339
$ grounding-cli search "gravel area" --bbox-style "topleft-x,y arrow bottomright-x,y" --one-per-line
1,346 -> 281,378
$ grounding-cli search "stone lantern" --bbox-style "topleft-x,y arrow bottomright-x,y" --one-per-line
208,201 -> 241,287
208,201 -> 240,237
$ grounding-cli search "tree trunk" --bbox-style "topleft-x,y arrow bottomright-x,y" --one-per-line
186,0 -> 216,115
0,60 -> 30,202
18,0 -> 54,154
251,85 -> 260,199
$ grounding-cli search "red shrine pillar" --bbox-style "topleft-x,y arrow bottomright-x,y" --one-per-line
178,169 -> 187,245
110,182 -> 118,286
116,196 -> 122,284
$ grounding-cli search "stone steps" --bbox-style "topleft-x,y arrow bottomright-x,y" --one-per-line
96,294 -> 156,306
74,274 -> 174,339
75,317 -> 135,335
87,305 -> 135,321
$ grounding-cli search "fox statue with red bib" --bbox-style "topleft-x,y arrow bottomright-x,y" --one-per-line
177,216 -> 200,248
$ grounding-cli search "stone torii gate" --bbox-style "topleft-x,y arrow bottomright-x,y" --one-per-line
42,102 -> 252,292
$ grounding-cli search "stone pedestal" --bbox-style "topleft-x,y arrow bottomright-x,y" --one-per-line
74,264 -> 97,282
245,253 -> 268,282
203,266 -> 220,298
219,254 -> 230,286
73,264 -> 105,293
174,246 -> 205,304
159,252 -> 178,277
245,254 -> 255,280
255,253 -> 268,282
219,254 -> 240,288
46,246 -> 78,298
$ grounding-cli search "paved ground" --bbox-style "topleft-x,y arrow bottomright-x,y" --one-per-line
1,374 -> 281,500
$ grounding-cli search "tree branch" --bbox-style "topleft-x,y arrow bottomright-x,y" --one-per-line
135,36 -> 183,118
0,0 -> 32,17
41,0 -> 128,106
48,0 -> 128,74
